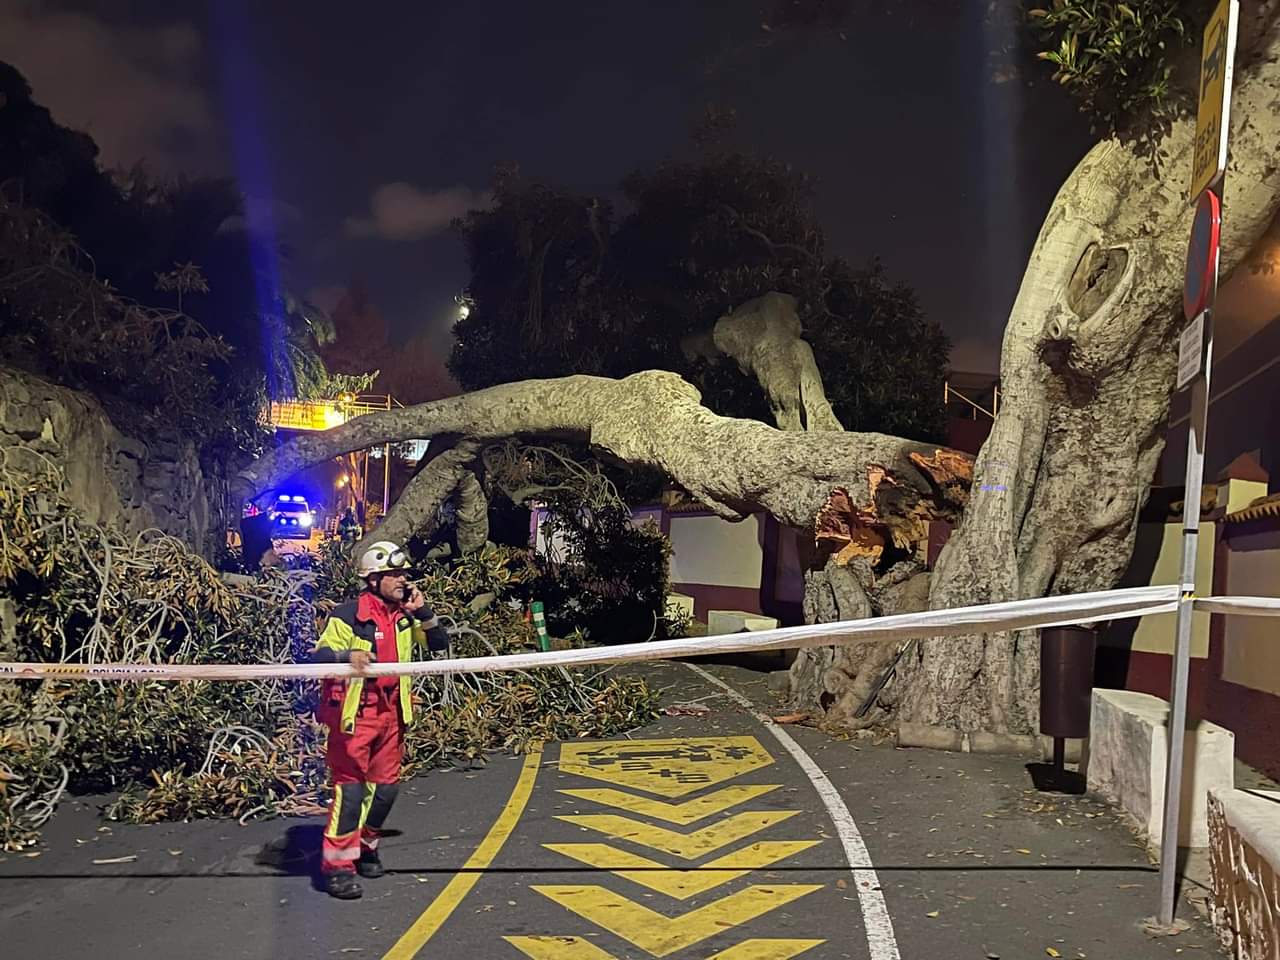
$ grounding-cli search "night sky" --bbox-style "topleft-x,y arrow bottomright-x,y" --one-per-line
1,0 -> 1098,380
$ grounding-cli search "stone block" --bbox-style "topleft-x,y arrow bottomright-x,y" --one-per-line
897,722 -> 965,752
1209,788 -> 1280,960
664,592 -> 695,622
969,731 -> 1040,756
1083,689 -> 1235,849
707,609 -> 778,635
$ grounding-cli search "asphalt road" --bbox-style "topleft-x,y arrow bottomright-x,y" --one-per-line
0,659 -> 1220,959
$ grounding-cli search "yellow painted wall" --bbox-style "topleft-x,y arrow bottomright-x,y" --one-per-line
1129,522 -> 1214,658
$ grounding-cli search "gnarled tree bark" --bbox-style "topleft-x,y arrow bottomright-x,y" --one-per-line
897,2 -> 1280,734
709,292 -> 843,432
236,371 -> 970,568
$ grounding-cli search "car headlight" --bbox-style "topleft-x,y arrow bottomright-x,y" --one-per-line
300,514 -> 313,527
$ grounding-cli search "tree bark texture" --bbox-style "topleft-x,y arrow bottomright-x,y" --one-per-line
897,5 -> 1280,734
711,292 -> 844,432
355,439 -> 481,555
236,371 -> 968,536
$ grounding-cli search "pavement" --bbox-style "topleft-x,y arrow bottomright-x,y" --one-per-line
0,658 -> 1223,959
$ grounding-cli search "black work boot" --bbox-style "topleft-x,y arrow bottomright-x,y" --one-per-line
325,870 -> 363,900
357,849 -> 385,879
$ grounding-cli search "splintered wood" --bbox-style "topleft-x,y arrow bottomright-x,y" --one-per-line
814,451 -> 973,566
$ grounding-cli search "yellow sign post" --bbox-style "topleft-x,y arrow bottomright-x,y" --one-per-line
1189,0 -> 1239,201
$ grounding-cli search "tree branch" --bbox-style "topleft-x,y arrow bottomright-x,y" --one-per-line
356,439 -> 481,553
236,370 -> 970,532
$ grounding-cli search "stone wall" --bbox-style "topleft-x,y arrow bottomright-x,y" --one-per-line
1209,788 -> 1280,960
0,366 -> 225,555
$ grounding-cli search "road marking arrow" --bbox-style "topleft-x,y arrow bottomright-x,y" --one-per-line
543,840 -> 822,899
556,811 -> 799,859
558,784 -> 782,825
529,884 -> 822,957
505,935 -> 825,959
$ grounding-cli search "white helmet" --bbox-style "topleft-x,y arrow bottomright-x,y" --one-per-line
356,540 -> 415,579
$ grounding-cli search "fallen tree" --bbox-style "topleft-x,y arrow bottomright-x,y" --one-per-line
0,464 -> 655,850
240,4 -> 1280,736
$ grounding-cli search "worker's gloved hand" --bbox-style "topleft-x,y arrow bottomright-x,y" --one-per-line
350,650 -> 376,675
403,585 -> 426,614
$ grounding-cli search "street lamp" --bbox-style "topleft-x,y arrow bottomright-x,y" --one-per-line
454,293 -> 473,321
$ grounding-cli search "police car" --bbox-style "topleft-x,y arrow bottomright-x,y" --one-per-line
270,494 -> 315,540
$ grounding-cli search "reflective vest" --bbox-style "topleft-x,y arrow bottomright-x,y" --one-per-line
315,597 -> 434,734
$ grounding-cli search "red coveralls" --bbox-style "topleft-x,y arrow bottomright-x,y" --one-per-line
318,592 -> 407,873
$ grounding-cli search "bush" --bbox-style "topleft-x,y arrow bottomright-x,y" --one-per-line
0,465 -> 656,849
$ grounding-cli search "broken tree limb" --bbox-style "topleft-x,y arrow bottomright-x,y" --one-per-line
357,438 -> 481,554
711,292 -> 843,432
236,371 -> 971,533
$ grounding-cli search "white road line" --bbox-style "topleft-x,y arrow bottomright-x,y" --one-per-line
684,663 -> 902,960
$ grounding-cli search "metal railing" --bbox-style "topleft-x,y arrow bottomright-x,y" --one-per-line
266,393 -> 402,432
944,381 -> 999,421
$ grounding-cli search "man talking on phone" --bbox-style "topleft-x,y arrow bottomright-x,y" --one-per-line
310,540 -> 451,899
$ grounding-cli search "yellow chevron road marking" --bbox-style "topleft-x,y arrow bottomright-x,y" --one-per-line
558,784 -> 782,824
556,811 -> 799,860
543,840 -> 822,899
504,937 -> 616,960
529,884 -> 822,957
557,737 -> 775,797
504,935 -> 825,959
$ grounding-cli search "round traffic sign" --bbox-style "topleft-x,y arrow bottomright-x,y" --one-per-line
1183,188 -> 1222,321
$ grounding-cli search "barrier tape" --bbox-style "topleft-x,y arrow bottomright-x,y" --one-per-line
0,584 -> 1182,683
1192,595 -> 1280,616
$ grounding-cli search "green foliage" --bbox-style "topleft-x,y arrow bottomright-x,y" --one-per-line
0,61 -> 343,459
525,499 -> 674,646
0,199 -> 255,454
479,441 -> 675,644
1028,0 -> 1202,133
450,154 -> 950,443
0,466 -> 657,849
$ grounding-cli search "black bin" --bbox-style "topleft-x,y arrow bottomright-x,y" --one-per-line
1040,625 -> 1097,741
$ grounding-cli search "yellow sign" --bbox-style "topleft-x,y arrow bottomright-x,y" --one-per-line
557,736 -> 775,797
527,736 -> 827,959
1190,0 -> 1239,200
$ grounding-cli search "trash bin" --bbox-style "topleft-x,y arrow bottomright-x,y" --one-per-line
1040,625 -> 1097,769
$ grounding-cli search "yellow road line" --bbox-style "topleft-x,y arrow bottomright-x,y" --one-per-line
530,883 -> 823,957
381,748 -> 543,960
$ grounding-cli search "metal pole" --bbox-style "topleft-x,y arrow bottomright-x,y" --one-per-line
362,450 -> 370,524
383,442 -> 391,515
1157,310 -> 1215,926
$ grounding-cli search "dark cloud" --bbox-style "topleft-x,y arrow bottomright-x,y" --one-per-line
0,1 -> 221,172
345,182 -> 492,242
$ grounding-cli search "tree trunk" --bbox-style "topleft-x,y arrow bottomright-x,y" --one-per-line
710,292 -> 843,432
235,371 -> 969,536
355,439 -> 480,554
897,5 -> 1280,734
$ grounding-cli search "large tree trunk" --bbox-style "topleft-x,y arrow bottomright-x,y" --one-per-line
236,371 -> 970,561
710,292 -> 844,432
897,4 -> 1280,734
